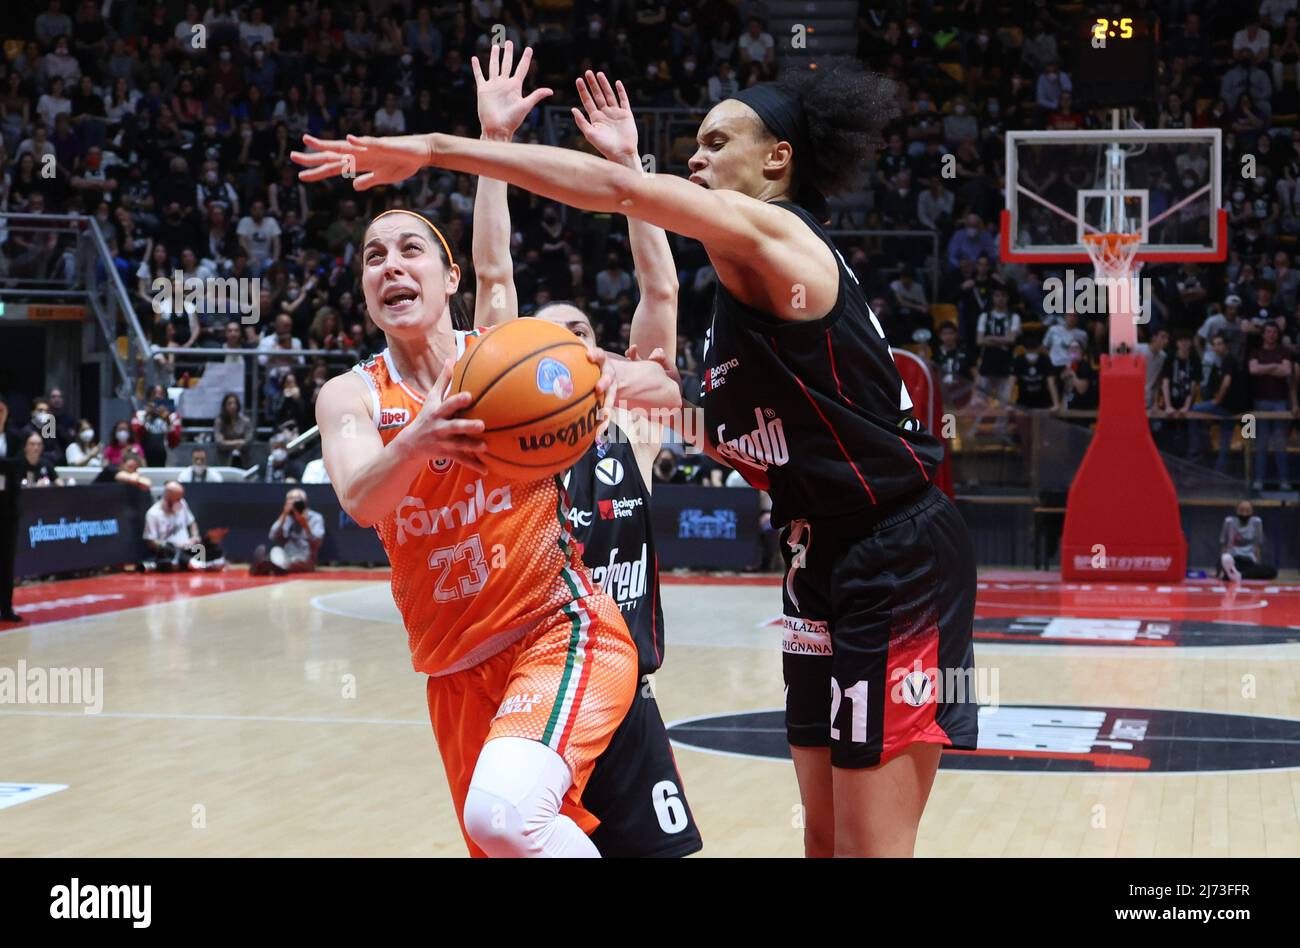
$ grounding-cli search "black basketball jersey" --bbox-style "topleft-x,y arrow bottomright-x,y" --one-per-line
563,422 -> 663,676
700,201 -> 943,527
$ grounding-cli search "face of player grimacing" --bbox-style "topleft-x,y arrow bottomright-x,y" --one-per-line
360,216 -> 460,339
688,100 -> 784,199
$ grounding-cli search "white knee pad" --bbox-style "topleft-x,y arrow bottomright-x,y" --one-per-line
462,737 -> 598,858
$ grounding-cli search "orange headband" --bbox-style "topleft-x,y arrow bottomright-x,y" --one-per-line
370,208 -> 454,265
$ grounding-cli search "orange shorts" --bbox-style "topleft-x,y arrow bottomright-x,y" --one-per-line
426,592 -> 637,857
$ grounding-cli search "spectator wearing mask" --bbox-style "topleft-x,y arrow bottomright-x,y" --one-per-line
64,419 -> 102,467
19,432 -> 62,486
263,432 -> 302,483
1219,500 -> 1277,581
947,214 -> 998,270
21,398 -> 68,463
250,488 -> 325,574
178,447 -> 223,483
1247,321 -> 1295,490
143,481 -> 225,571
102,419 -> 143,466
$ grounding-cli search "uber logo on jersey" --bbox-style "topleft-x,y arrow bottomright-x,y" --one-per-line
378,407 -> 410,430
595,457 -> 624,487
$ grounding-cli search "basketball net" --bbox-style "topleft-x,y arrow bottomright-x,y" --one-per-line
1082,232 -> 1143,353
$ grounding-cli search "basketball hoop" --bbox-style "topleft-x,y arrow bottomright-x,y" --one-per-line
1082,232 -> 1142,279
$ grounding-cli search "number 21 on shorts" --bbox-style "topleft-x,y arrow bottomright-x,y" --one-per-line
830,679 -> 869,743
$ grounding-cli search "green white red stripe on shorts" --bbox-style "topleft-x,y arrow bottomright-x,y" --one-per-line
543,574 -> 595,758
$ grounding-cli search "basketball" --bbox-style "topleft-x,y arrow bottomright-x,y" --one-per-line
450,318 -> 602,481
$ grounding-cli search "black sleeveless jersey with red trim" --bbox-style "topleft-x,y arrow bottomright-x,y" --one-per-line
563,423 -> 664,676
700,201 -> 942,527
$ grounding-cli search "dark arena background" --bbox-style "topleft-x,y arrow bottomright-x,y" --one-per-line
0,0 -> 1295,914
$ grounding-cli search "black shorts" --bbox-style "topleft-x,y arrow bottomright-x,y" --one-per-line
781,486 -> 979,769
584,675 -> 703,858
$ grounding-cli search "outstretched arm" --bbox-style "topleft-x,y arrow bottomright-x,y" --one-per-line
571,72 -> 679,364
290,128 -> 840,311
471,42 -> 551,328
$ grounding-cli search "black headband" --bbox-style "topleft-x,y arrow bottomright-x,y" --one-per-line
726,82 -> 828,222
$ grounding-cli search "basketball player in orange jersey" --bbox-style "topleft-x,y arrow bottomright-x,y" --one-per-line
294,56 -> 978,858
314,201 -> 682,857
468,45 -> 700,856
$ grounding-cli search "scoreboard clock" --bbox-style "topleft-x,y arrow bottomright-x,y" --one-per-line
1072,15 -> 1158,108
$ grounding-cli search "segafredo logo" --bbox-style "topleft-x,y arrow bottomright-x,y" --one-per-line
715,407 -> 789,472
517,403 -> 599,454
395,480 -> 512,543
378,407 -> 410,430
536,357 -> 573,398
590,543 -> 649,609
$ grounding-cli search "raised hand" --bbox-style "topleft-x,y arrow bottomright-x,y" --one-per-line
473,41 -> 552,141
291,133 -> 431,191
571,70 -> 640,166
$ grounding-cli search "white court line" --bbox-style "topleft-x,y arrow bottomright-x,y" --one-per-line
309,585 -> 398,622
0,708 -> 426,727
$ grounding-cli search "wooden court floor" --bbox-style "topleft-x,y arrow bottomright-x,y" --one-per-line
2,570 -> 1300,857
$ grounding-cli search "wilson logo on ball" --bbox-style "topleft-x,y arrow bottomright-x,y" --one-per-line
517,404 -> 600,453
535,357 -> 574,399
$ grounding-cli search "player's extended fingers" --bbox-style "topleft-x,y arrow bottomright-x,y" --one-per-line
303,133 -> 355,153
571,108 -> 595,138
614,78 -> 631,111
298,161 -> 348,182
441,418 -> 486,436
522,87 -> 553,111
353,171 -> 381,191
596,72 -> 618,108
500,39 -> 514,78
471,54 -> 485,86
585,69 -> 608,110
625,343 -> 640,360
434,391 -> 474,418
514,44 -> 532,81
290,149 -> 337,166
575,74 -> 598,116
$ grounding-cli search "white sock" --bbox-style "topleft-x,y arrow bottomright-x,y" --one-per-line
1221,553 -> 1241,582
463,737 -> 599,858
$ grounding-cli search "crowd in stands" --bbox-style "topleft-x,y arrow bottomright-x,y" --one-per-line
1,2 -> 1300,489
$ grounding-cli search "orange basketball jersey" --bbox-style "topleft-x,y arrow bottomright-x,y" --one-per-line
352,331 -> 601,676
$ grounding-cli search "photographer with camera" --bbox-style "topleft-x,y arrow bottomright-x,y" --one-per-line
250,488 -> 324,575
132,385 -> 182,467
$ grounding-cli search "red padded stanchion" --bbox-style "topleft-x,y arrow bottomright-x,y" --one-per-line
893,349 -> 954,499
1060,353 -> 1186,580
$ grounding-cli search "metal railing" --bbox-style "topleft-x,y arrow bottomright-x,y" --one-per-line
157,345 -> 358,432
0,211 -> 158,406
